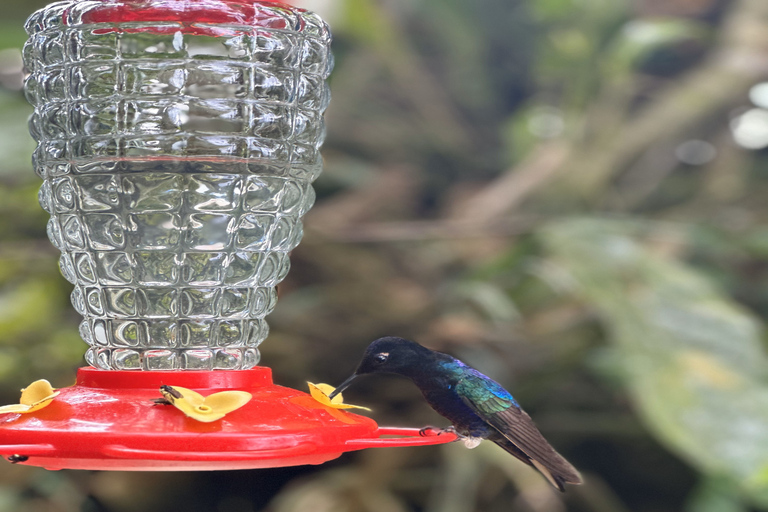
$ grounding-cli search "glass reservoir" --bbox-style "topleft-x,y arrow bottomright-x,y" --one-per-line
23,0 -> 332,370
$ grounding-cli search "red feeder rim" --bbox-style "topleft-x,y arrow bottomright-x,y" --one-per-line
0,368 -> 457,471
68,0 -> 315,33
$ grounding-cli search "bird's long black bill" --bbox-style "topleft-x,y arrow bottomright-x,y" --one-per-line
328,374 -> 358,400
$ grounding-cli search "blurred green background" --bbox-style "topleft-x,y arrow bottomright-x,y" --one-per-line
2,0 -> 768,510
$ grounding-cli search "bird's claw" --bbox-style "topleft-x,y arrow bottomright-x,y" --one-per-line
418,426 -> 439,437
438,426 -> 459,437
419,426 -> 459,438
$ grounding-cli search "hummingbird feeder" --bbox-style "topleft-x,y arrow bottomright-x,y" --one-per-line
0,0 -> 456,471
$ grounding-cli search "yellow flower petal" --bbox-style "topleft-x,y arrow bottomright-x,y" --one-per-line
0,404 -> 34,414
25,392 -> 60,412
20,380 -> 57,405
203,391 -> 253,412
307,382 -> 371,411
174,400 -> 227,423
159,385 -> 252,423
0,379 -> 59,415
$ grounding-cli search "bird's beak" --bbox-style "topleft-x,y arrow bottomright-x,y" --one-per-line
328,373 -> 358,400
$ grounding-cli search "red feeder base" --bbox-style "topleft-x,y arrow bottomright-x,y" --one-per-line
0,368 -> 456,471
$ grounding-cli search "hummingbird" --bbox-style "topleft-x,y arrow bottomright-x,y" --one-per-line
329,336 -> 582,491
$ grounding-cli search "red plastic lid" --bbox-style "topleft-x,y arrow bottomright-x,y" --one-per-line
74,0 -> 311,28
0,368 -> 456,471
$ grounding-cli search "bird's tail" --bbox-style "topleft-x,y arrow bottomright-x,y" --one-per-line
492,435 -> 582,492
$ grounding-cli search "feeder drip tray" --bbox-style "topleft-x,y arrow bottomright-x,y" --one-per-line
0,368 -> 456,471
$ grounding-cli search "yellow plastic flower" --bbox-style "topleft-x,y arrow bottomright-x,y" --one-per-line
0,379 -> 59,414
307,382 -> 371,411
159,385 -> 252,423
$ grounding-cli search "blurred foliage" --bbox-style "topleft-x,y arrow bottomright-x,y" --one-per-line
542,219 -> 768,509
2,0 -> 768,511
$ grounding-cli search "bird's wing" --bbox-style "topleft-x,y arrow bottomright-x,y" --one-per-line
456,370 -> 582,490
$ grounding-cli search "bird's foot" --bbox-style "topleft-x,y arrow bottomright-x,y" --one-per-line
419,426 -> 457,437
418,426 -> 439,437
418,427 -> 483,448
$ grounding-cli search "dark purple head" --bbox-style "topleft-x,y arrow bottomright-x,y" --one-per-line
328,337 -> 433,399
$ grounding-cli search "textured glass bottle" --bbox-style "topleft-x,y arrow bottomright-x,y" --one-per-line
23,0 -> 332,370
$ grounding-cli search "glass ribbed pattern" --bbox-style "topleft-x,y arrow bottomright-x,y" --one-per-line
24,0 -> 331,370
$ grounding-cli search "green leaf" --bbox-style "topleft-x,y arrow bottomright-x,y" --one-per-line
540,218 -> 768,507
0,279 -> 60,342
686,478 -> 749,512
451,281 -> 521,325
604,18 -> 710,76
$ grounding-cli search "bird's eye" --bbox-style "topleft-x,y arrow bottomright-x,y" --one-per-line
374,352 -> 389,364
